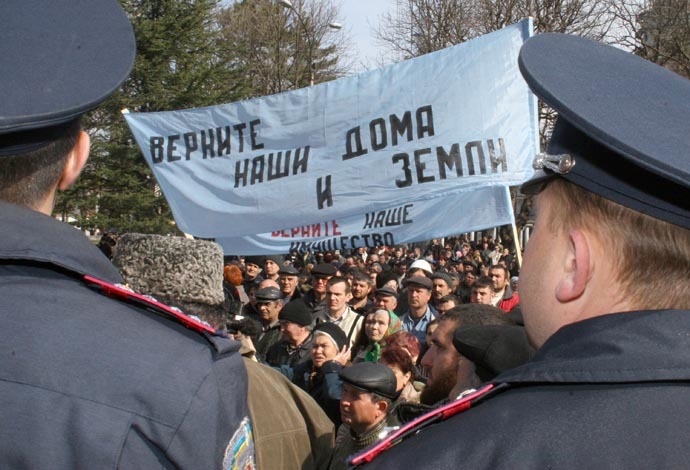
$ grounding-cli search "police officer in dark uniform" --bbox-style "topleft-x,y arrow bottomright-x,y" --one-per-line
0,2 -> 253,467
354,34 -> 690,468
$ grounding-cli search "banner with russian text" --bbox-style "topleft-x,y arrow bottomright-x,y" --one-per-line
124,19 -> 537,239
216,185 -> 514,255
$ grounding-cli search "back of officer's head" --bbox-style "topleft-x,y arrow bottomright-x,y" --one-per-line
0,0 -> 135,210
518,33 -> 690,312
0,120 -> 81,208
545,179 -> 690,310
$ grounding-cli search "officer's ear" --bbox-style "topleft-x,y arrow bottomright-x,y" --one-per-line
555,229 -> 592,303
57,130 -> 90,191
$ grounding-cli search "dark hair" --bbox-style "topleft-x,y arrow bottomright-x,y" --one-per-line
439,294 -> 459,305
442,304 -> 514,328
351,269 -> 373,285
326,276 -> 351,294
473,276 -> 493,290
376,270 -> 399,289
488,265 -> 510,278
0,118 -> 81,208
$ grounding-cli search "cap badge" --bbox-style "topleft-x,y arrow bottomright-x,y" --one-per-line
533,153 -> 575,174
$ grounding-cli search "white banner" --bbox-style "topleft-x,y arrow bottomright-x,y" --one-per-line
124,19 -> 537,238
216,186 -> 514,255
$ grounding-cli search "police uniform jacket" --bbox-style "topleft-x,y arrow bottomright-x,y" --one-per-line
0,202 -> 251,468
361,309 -> 690,469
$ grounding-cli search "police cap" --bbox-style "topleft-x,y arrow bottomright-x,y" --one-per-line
0,0 -> 135,155
519,33 -> 690,229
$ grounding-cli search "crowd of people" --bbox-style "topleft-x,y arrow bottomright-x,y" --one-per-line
106,234 -> 534,469
4,1 -> 690,468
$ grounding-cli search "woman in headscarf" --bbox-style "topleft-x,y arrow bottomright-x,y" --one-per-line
351,307 -> 402,363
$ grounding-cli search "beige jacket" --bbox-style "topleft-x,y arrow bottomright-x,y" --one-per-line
244,359 -> 335,469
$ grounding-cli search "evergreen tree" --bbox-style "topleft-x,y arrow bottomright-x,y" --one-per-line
56,0 -> 245,234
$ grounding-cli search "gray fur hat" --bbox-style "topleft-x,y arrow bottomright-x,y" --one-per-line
112,234 -> 225,306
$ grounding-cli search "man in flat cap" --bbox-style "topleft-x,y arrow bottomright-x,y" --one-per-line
374,286 -> 399,313
263,254 -> 284,282
419,305 -> 513,406
278,263 -> 303,305
242,255 -> 265,293
330,362 -> 399,470
356,33 -> 690,469
399,276 -> 437,350
429,272 -> 454,314
303,262 -> 338,319
0,1 -> 253,467
254,286 -> 284,360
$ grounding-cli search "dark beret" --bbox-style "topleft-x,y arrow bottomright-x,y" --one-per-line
1,0 -> 135,155
244,256 -> 265,267
279,299 -> 312,327
375,286 -> 398,298
255,286 -> 282,302
311,263 -> 338,277
453,325 -> 534,382
339,362 -> 399,400
279,264 -> 300,276
519,33 -> 690,229
403,275 -> 433,290
313,322 -> 348,351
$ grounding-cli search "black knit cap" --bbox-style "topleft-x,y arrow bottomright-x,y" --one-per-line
0,0 -> 135,156
244,256 -> 265,267
279,299 -> 312,327
339,362 -> 399,400
313,322 -> 348,351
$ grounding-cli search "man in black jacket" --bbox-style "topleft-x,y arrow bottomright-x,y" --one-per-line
357,33 -> 690,469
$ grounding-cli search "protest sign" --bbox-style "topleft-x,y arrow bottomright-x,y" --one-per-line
215,185 -> 514,254
124,19 -> 537,239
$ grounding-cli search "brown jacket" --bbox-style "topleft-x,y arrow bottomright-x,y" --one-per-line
244,359 -> 335,469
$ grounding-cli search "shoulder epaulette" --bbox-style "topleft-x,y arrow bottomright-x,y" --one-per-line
348,383 -> 508,467
83,274 -> 219,336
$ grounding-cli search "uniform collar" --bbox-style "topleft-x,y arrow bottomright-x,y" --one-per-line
496,309 -> 690,384
0,201 -> 122,283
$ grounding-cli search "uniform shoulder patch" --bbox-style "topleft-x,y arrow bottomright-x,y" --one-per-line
348,383 -> 506,467
223,416 -> 256,470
